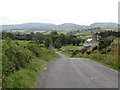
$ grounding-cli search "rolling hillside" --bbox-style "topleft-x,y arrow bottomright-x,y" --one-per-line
2,22 -> 118,32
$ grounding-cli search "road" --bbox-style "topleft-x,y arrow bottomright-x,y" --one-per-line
78,42 -> 98,50
84,42 -> 99,47
36,51 -> 118,88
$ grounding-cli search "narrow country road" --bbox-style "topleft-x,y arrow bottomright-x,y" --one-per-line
36,51 -> 118,88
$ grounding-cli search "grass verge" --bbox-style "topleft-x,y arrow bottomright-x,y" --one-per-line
4,50 -> 60,88
73,54 -> 119,71
61,52 -> 72,57
3,39 -> 60,88
4,59 -> 47,88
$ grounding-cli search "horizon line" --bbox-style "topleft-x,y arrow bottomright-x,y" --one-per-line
1,21 -> 118,26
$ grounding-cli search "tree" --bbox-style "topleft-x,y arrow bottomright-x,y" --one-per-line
54,39 -> 62,49
50,31 -> 58,46
35,32 -> 45,44
76,38 -> 81,46
58,34 -> 66,45
45,38 -> 50,47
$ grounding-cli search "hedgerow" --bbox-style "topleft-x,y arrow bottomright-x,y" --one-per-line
2,38 -> 60,88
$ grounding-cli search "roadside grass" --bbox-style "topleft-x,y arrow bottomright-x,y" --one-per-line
60,45 -> 78,50
73,38 -> 119,71
3,39 -> 60,88
4,59 -> 47,88
61,52 -> 72,57
60,48 -> 119,70
61,50 -> 119,70
73,53 -> 119,70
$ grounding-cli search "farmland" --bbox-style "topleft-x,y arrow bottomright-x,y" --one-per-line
60,45 -> 78,50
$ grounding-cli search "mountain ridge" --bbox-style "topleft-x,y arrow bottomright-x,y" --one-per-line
2,22 -> 118,31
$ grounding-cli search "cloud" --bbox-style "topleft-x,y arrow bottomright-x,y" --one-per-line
0,0 -> 119,25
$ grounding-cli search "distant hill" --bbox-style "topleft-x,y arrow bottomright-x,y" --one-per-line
53,23 -> 88,31
89,23 -> 118,29
2,23 -> 56,31
2,22 -> 118,31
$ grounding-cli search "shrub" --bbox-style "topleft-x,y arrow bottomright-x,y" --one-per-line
98,39 -> 113,51
86,51 -> 91,55
101,51 -> 106,54
2,39 -> 35,78
92,46 -> 98,52
107,48 -> 112,52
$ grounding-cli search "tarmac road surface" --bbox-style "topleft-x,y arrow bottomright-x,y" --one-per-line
36,51 -> 118,88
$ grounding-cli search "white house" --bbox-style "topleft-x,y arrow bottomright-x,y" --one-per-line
84,38 -> 98,46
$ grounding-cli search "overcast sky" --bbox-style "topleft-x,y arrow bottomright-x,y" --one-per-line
0,0 -> 119,25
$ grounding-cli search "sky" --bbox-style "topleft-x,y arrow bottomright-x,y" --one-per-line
0,0 -> 119,25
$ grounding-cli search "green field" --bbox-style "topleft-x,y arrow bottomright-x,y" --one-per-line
60,45 -> 78,50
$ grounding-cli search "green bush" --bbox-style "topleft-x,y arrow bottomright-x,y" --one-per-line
2,39 -> 60,88
98,39 -> 113,51
100,50 -> 107,54
79,43 -> 84,46
107,48 -> 112,52
2,39 -> 35,82
92,46 -> 98,51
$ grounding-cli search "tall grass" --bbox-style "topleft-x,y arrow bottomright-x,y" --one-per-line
2,38 -> 60,88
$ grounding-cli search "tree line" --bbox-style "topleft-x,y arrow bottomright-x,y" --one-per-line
95,31 -> 120,51
2,31 -> 85,49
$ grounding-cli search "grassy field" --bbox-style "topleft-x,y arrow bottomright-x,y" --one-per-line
42,31 -> 67,35
7,30 -> 27,32
2,39 -> 60,88
103,29 -> 118,31
7,30 -> 46,33
60,45 -> 78,50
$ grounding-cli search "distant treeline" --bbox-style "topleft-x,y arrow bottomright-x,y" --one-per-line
2,32 -> 45,41
45,31 -> 85,48
95,31 -> 120,38
2,31 -> 120,49
2,31 -> 85,49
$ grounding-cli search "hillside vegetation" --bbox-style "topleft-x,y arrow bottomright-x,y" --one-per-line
73,31 -> 120,70
2,38 -> 60,88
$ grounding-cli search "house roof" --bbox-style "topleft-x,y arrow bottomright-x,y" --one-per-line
87,38 -> 92,42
